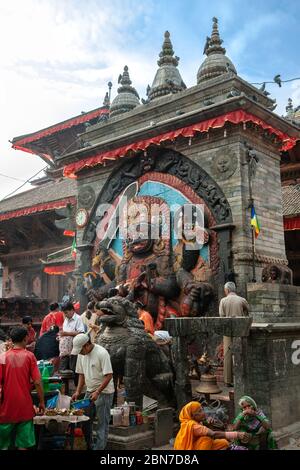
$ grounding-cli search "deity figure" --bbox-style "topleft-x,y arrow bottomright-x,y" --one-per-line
261,264 -> 292,285
116,196 -> 179,329
90,196 -> 215,329
217,155 -> 230,174
173,205 -> 214,316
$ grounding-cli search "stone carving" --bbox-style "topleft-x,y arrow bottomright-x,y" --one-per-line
82,149 -> 233,325
234,252 -> 288,266
173,205 -> 214,315
78,186 -> 96,209
261,264 -> 293,285
211,149 -> 238,181
243,142 -> 259,180
92,196 -> 180,329
95,149 -> 232,225
91,197 -> 215,329
95,295 -> 175,407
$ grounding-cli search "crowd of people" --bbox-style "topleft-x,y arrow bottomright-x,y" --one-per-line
0,297 -> 115,450
0,282 -> 278,450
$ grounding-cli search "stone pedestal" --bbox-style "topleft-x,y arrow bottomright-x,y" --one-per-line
166,317 -> 252,411
154,408 -> 173,447
107,423 -> 154,451
166,313 -> 300,446
232,282 -> 300,445
247,282 -> 300,323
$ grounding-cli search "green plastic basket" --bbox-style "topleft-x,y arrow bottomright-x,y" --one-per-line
48,382 -> 62,391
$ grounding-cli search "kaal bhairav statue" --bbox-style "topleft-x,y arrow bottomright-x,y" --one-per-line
89,196 -> 214,330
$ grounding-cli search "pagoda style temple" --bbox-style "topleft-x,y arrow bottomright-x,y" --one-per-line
0,104 -> 109,301
281,100 -> 300,284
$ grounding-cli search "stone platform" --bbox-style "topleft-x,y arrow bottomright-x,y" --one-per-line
107,423 -> 154,451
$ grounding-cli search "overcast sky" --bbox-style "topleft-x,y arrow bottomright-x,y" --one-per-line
1,0 -> 300,200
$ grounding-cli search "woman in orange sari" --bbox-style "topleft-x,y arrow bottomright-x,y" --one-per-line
174,401 -> 248,450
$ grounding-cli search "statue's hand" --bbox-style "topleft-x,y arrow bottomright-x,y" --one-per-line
184,281 -> 196,294
137,271 -> 147,283
184,281 -> 202,296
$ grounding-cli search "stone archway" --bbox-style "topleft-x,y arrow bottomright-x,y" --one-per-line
83,148 -> 234,285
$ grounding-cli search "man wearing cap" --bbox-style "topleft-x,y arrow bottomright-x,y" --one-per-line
71,334 -> 114,450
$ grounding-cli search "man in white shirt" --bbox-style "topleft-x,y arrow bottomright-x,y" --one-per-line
59,302 -> 85,382
71,333 -> 114,450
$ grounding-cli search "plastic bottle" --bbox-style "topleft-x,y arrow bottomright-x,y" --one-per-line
122,402 -> 130,426
111,407 -> 123,426
129,410 -> 136,426
136,411 -> 143,425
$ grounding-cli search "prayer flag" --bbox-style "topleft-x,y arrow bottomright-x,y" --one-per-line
251,205 -> 260,238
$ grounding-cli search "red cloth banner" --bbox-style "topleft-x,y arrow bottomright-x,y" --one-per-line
12,108 -> 109,148
63,109 -> 298,179
0,197 -> 76,222
284,216 -> 300,231
44,263 -> 75,275
63,230 -> 76,237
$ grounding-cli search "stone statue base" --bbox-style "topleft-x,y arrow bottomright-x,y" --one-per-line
107,423 -> 154,450
247,282 -> 300,322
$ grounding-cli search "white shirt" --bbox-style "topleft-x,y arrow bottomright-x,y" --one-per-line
76,344 -> 114,394
0,340 -> 6,354
63,313 -> 85,333
59,313 -> 85,357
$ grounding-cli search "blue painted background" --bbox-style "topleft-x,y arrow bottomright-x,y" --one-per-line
110,181 -> 209,262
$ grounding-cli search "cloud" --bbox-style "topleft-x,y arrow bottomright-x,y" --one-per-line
228,13 -> 281,62
292,81 -> 300,105
0,0 -> 157,199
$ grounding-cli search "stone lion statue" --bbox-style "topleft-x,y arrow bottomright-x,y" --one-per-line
95,295 -> 175,408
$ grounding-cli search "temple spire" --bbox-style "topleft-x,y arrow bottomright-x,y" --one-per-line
109,66 -> 140,118
118,65 -> 133,87
205,17 -> 226,56
197,17 -> 237,84
157,31 -> 179,67
286,98 -> 294,116
147,31 -> 186,101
